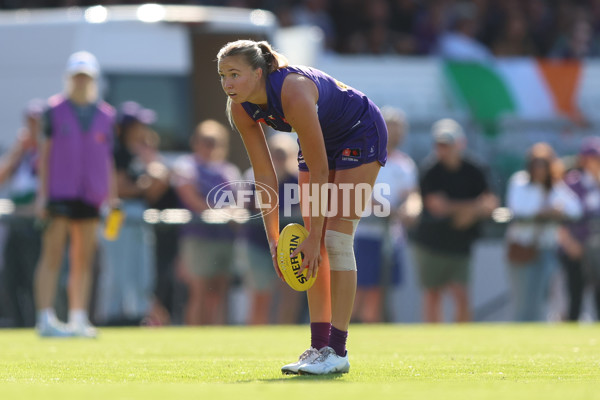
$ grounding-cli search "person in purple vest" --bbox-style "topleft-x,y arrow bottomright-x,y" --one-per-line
217,39 -> 388,375
33,51 -> 117,338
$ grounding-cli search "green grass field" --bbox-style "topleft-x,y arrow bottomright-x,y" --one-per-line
0,324 -> 598,399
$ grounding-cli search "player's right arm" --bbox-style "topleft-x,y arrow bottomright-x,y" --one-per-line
231,102 -> 282,279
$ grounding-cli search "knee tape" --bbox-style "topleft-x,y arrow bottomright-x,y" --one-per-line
324,223 -> 358,272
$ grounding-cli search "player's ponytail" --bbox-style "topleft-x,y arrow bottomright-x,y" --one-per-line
256,41 -> 289,74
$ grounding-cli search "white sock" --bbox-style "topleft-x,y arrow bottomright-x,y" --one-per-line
69,309 -> 88,325
37,308 -> 56,325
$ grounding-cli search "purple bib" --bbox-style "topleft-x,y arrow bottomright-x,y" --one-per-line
47,95 -> 115,207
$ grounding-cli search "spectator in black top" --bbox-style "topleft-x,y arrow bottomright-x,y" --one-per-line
412,119 -> 498,323
0,99 -> 44,327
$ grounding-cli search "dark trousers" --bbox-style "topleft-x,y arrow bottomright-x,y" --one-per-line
2,219 -> 41,327
559,252 -> 600,321
153,224 -> 180,316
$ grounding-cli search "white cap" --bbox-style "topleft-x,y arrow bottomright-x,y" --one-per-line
432,118 -> 465,144
66,51 -> 100,78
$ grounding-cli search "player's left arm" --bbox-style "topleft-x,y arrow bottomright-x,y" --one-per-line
281,74 -> 328,278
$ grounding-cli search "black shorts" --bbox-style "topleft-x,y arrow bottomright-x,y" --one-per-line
47,199 -> 100,220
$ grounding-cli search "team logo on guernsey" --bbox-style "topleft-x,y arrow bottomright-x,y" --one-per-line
335,79 -> 350,90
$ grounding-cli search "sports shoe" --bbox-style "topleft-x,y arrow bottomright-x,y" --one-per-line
298,346 -> 350,375
281,347 -> 320,375
37,319 -> 74,338
69,321 -> 98,338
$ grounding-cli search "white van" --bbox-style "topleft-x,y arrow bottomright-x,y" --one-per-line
0,4 -> 279,164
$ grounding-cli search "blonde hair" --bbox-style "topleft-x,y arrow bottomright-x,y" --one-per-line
217,40 -> 289,127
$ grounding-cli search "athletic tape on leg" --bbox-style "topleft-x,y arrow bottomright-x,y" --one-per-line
324,222 -> 358,271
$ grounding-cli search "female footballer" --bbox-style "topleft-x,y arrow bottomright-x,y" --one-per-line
217,40 -> 387,375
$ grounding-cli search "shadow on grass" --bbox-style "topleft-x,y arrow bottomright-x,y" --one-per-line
238,373 -> 348,383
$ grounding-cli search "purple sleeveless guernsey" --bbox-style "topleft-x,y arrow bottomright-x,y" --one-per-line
47,95 -> 115,207
241,65 -> 388,171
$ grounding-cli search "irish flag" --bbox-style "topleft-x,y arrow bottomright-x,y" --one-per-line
444,59 -> 584,131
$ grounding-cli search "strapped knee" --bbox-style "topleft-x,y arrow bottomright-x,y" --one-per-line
324,219 -> 359,272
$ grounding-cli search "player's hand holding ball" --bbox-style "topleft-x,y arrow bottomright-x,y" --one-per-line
277,223 -> 318,291
293,229 -> 321,280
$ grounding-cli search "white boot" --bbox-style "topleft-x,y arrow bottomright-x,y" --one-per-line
281,347 -> 320,375
298,346 -> 350,375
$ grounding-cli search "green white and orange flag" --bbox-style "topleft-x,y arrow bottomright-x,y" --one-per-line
443,59 -> 584,130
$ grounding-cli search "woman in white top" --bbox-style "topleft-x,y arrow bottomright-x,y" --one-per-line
505,142 -> 582,321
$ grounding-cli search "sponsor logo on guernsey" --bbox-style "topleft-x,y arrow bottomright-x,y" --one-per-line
341,148 -> 361,162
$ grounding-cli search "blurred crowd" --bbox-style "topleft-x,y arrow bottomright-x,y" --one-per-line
2,0 -> 600,58
1,3 -> 600,334
1,49 -> 599,332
